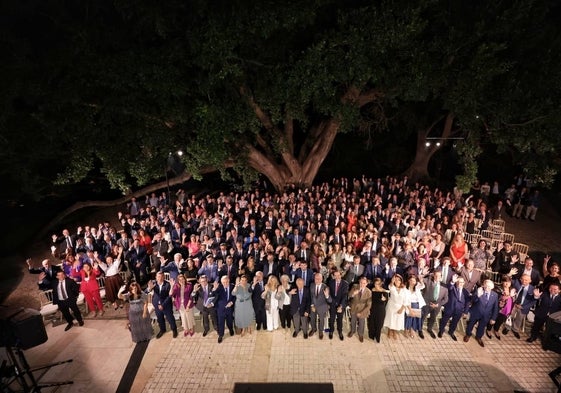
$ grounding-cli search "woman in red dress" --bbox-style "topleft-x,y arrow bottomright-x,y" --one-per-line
80,262 -> 104,317
449,233 -> 469,269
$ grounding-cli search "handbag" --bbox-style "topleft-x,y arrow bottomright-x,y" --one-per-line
505,315 -> 513,327
409,308 -> 421,318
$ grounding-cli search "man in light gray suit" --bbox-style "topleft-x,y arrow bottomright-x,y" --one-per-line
309,273 -> 332,339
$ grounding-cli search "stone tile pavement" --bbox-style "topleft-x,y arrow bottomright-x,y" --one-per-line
2,317 -> 558,392
140,324 -> 560,393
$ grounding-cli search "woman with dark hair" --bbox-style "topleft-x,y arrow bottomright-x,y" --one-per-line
404,275 -> 425,338
80,262 -> 104,317
542,256 -> 561,292
119,282 -> 152,343
368,278 -> 389,343
487,275 -> 515,340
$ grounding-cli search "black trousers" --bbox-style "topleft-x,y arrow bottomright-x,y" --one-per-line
279,305 -> 292,328
59,298 -> 83,325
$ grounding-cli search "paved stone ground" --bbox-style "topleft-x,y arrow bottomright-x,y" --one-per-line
140,321 -> 560,393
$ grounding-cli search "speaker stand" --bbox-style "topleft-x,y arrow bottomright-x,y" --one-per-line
2,345 -> 73,392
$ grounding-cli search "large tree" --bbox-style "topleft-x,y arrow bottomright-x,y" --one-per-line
1,0 -> 560,202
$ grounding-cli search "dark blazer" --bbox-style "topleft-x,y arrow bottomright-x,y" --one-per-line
128,246 -> 148,266
52,277 -> 80,304
511,282 -> 537,315
534,292 -> 561,320
294,268 -> 314,287
328,279 -> 349,310
192,284 -> 213,312
423,278 -> 449,308
212,284 -> 236,315
251,281 -> 266,309
365,263 -> 386,282
513,265 -> 542,287
151,280 -> 173,310
218,264 -> 238,282
469,291 -> 499,322
444,284 -> 471,315
290,287 -> 311,316
262,261 -> 279,279
30,264 -> 63,290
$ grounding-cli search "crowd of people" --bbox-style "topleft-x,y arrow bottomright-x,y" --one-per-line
26,175 -> 560,347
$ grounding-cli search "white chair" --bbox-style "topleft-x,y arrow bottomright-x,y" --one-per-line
97,276 -> 106,300
39,289 -> 60,322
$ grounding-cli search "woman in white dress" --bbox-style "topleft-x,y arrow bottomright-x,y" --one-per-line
262,275 -> 282,331
383,274 -> 408,340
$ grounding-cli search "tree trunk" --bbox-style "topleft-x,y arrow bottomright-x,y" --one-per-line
403,113 -> 454,182
246,119 -> 340,191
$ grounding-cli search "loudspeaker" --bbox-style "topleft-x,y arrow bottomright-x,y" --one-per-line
543,311 -> 561,354
0,308 -> 47,350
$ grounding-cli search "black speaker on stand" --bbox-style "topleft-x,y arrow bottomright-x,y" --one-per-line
0,307 -> 73,392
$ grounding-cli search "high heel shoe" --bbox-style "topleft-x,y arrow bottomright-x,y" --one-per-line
494,332 -> 501,340
485,330 -> 492,339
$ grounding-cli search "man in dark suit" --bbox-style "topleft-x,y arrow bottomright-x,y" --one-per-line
421,270 -> 449,339
383,257 -> 403,289
262,252 -> 279,279
211,275 -> 236,343
128,239 -> 149,284
309,273 -> 332,339
513,257 -> 542,287
328,270 -> 349,340
251,271 -> 267,330
439,276 -> 471,341
527,282 -> 561,343
438,257 -> 455,286
27,258 -> 62,290
365,257 -> 386,282
292,261 -> 314,287
191,275 -> 217,336
52,271 -> 84,331
508,274 -> 537,339
290,278 -> 311,338
51,229 -> 78,256
464,279 -> 499,347
148,271 -> 178,339
218,256 -> 238,282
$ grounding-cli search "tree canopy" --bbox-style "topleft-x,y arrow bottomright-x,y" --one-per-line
1,0 -> 560,201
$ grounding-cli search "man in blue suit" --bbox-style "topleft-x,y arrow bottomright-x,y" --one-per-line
439,275 -> 471,341
148,271 -> 178,339
464,279 -> 499,347
507,274 -> 537,339
211,275 -> 236,343
527,282 -> 561,343
290,278 -> 311,338
328,270 -> 349,341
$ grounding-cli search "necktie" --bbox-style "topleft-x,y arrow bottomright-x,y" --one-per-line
485,292 -> 490,302
335,281 -> 340,296
457,288 -> 461,301
442,268 -> 447,283
303,272 -> 306,283
359,289 -> 363,297
203,287 -> 208,302
60,281 -> 68,300
433,284 -> 440,301
226,287 -> 229,301
316,286 -> 320,297
299,290 -> 303,303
